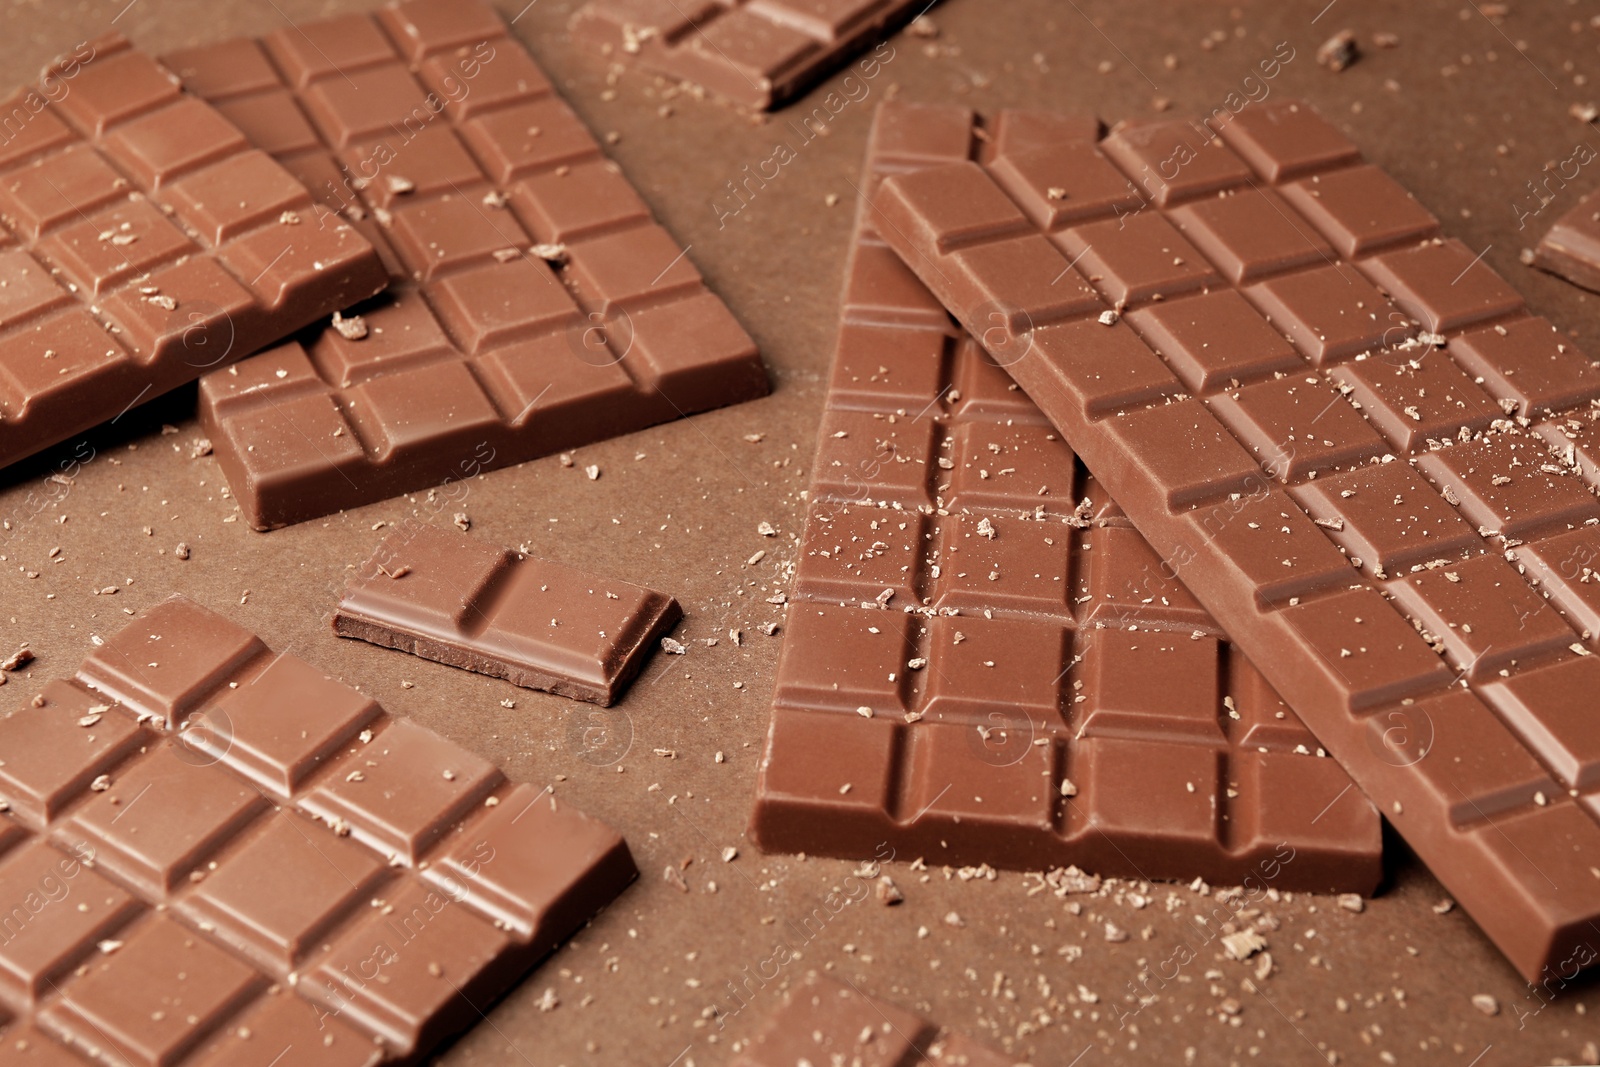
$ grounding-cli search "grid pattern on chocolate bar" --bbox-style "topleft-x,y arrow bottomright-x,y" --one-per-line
732,974 -> 1012,1067
164,0 -> 767,531
334,519 -> 683,706
750,104 -> 1380,891
869,98 -> 1600,980
569,0 -> 930,111
0,595 -> 634,1065
0,36 -> 384,473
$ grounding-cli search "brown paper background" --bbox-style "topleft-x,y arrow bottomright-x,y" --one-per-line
3,1 -> 1599,1063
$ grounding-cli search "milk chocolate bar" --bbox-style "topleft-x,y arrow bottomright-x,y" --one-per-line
163,0 -> 768,530
871,98 -> 1600,981
0,595 -> 635,1064
570,0 -> 930,111
733,975 -> 1015,1066
335,520 -> 682,705
750,103 -> 1381,892
0,36 -> 385,471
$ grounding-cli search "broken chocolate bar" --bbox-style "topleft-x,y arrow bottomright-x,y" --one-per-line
0,36 -> 386,471
1534,188 -> 1600,294
0,595 -> 635,1064
163,0 -> 768,530
733,975 -> 1015,1066
335,520 -> 682,706
750,102 -> 1381,893
871,97 -> 1600,981
570,0 -> 932,111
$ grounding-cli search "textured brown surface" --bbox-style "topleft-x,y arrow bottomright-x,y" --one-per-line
3,2 -> 1600,1065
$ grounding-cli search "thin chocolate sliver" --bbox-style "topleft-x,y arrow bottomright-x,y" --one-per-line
570,0 -> 933,111
0,595 -> 635,1065
0,36 -> 386,472
871,98 -> 1600,981
336,520 -> 682,706
165,0 -> 768,531
750,103 -> 1381,891
733,975 -> 1015,1067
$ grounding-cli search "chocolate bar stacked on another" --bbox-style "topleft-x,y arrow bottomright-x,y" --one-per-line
751,101 -> 1382,892
872,97 -> 1600,981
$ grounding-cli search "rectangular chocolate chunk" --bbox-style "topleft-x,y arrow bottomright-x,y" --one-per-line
868,98 -> 1600,981
570,0 -> 932,111
335,520 -> 682,705
163,0 -> 768,531
0,36 -> 386,472
0,594 -> 635,1064
733,975 -> 1014,1066
750,102 -> 1381,894
1534,188 -> 1600,294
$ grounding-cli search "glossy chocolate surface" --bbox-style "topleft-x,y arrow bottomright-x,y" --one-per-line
871,97 -> 1600,982
336,520 -> 682,705
0,36 -> 386,473
0,595 -> 635,1065
751,104 -> 1381,892
165,0 -> 768,530
570,0 -> 931,111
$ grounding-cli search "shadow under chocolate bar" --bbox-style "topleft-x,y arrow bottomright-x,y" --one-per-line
163,0 -> 769,531
0,36 -> 387,473
750,101 -> 1382,894
870,96 -> 1600,982
335,520 -> 682,706
0,594 -> 635,1065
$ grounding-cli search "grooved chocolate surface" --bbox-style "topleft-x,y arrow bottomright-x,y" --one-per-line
0,595 -> 635,1065
569,0 -> 931,111
335,520 -> 683,705
732,974 -> 1017,1067
0,36 -> 386,473
164,0 -> 768,531
750,104 -> 1381,892
870,97 -> 1600,982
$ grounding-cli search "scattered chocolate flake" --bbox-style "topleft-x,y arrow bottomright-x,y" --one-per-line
663,865 -> 689,892
1221,930 -> 1269,960
1317,29 -> 1359,71
660,637 -> 687,655
331,310 -> 369,340
875,876 -> 903,905
1336,893 -> 1365,913
1470,993 -> 1500,1016
2,647 -> 34,672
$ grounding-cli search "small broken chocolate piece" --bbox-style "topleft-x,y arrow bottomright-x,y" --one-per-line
570,0 -> 938,111
335,520 -> 682,706
733,975 -> 1012,1067
752,101 -> 1381,893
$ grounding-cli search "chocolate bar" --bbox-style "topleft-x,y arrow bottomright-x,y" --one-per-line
733,975 -> 1014,1067
162,0 -> 768,530
870,98 -> 1600,981
1534,189 -> 1600,294
0,36 -> 385,472
570,0 -> 929,111
335,520 -> 682,705
750,103 -> 1381,892
0,595 -> 635,1064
